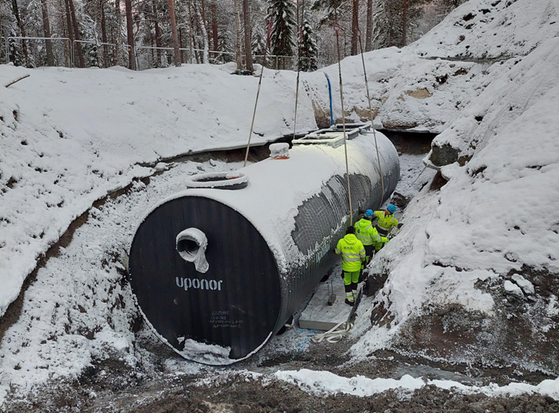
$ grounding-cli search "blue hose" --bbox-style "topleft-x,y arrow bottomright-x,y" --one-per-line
324,73 -> 334,126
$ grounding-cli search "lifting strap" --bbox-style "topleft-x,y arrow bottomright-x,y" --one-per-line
334,4 -> 353,224
292,0 -> 304,142
358,29 -> 385,209
244,20 -> 273,167
243,67 -> 264,167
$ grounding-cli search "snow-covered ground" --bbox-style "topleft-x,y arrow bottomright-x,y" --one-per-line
1,0 -> 559,406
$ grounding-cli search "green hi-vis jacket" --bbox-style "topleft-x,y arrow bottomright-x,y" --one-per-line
335,234 -> 366,272
374,210 -> 399,233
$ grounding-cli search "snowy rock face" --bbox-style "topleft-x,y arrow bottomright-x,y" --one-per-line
408,0 -> 559,60
429,39 -> 559,167
421,0 -> 559,166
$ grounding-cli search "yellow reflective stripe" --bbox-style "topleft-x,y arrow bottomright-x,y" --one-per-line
342,257 -> 361,262
357,233 -> 373,242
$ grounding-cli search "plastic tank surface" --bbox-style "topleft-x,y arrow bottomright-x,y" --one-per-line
128,125 -> 400,365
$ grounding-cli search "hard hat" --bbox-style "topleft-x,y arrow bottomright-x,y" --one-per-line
387,204 -> 396,214
365,209 -> 374,218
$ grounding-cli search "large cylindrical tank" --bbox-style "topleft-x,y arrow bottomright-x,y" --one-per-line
128,126 -> 400,365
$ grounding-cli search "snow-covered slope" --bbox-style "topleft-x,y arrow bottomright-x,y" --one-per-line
352,1 -> 559,374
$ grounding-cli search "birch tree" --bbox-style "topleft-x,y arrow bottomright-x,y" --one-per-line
124,0 -> 135,69
193,0 -> 209,63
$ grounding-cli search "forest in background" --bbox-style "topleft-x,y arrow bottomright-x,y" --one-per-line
0,0 -> 466,72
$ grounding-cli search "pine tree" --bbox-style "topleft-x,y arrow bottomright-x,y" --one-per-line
268,0 -> 296,69
299,17 -> 317,71
249,1 -> 268,65
252,27 -> 267,60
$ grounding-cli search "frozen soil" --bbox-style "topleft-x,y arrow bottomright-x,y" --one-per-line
5,328 -> 559,413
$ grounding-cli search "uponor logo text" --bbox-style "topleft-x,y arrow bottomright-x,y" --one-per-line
176,277 -> 223,291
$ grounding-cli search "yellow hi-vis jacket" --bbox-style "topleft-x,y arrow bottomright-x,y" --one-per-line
374,210 -> 399,234
354,218 -> 382,246
335,234 -> 366,272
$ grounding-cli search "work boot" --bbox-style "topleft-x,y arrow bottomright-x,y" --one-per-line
344,299 -> 354,306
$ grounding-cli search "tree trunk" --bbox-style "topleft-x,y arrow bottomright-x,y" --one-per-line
402,0 -> 407,47
211,2 -> 218,53
124,0 -> 136,69
233,0 -> 242,70
365,0 -> 373,51
100,0 -> 108,67
193,0 -> 209,63
61,0 -> 72,65
168,0 -> 181,67
242,0 -> 252,71
152,0 -> 161,66
201,0 -> 208,44
63,0 -> 74,65
351,0 -> 359,55
11,0 -> 29,65
187,0 -> 195,63
40,0 -> 55,66
66,0 -> 84,67
149,20 -> 154,65
115,0 -> 122,66
179,27 -> 184,63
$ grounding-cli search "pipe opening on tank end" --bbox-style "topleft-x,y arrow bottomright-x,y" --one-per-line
176,228 -> 209,273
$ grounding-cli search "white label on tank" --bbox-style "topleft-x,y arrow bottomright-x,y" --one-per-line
209,310 -> 243,329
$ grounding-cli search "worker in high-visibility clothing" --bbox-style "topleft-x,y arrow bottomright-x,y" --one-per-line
355,209 -> 388,266
335,226 -> 366,306
373,204 -> 399,238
